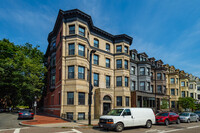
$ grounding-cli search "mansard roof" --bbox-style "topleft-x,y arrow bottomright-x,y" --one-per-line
48,9 -> 133,45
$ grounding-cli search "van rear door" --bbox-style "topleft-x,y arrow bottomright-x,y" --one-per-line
122,109 -> 134,127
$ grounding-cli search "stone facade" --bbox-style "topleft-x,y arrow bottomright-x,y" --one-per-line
44,9 -> 132,120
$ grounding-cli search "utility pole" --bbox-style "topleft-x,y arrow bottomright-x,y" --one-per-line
88,50 -> 96,125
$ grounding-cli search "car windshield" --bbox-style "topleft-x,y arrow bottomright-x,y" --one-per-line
156,113 -> 169,116
107,109 -> 124,116
179,113 -> 189,116
20,110 -> 31,113
194,111 -> 200,114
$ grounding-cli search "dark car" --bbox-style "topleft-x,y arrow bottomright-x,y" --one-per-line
18,110 -> 34,119
194,111 -> 200,120
156,112 -> 180,126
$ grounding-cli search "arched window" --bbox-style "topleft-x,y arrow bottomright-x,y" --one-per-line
103,95 -> 111,101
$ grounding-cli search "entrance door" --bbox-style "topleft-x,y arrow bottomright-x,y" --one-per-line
103,103 -> 111,115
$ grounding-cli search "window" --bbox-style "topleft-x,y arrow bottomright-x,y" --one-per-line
103,95 -> 111,101
67,112 -> 73,120
131,81 -> 135,91
147,68 -> 150,76
190,93 -> 194,98
51,56 -> 56,66
189,84 -> 193,89
131,66 -> 135,75
106,58 -> 110,68
51,75 -> 55,85
117,96 -> 122,106
176,89 -> 178,96
170,78 -> 175,84
147,82 -> 150,91
116,45 -> 122,52
93,54 -> 99,65
140,82 -> 145,90
125,77 -> 128,87
151,72 -> 153,80
163,86 -> 166,94
176,78 -> 178,84
187,82 -> 188,87
116,76 -> 122,87
78,66 -> 85,79
157,85 -> 162,93
171,101 -> 175,108
68,66 -> 74,79
58,93 -> 61,105
124,60 -> 128,69
124,46 -> 128,53
198,87 -> 200,91
68,43 -> 75,55
182,91 -> 185,97
94,39 -> 99,48
69,25 -> 75,34
171,89 -> 175,95
132,53 -> 135,60
51,95 -> 54,105
140,56 -> 143,61
106,43 -> 110,52
151,85 -> 153,92
67,92 -> 74,105
78,92 -> 85,105
78,113 -> 85,120
140,67 -> 145,75
106,76 -> 110,88
198,94 -> 200,100
116,59 -> 122,69
93,73 -> 99,87
126,97 -> 129,106
181,81 -> 185,87
52,42 -> 56,48
79,26 -> 85,36
59,69 -> 61,81
157,73 -> 162,80
163,73 -> 166,80
123,109 -> 131,115
78,44 -> 85,56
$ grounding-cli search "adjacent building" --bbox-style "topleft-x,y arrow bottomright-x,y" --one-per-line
44,9 -> 132,120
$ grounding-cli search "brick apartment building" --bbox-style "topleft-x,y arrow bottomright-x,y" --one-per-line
44,9 -> 132,120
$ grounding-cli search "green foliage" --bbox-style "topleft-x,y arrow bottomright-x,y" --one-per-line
178,97 -> 196,110
161,98 -> 169,109
0,39 -> 46,108
195,103 -> 200,110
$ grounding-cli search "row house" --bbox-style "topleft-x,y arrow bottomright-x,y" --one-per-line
196,77 -> 200,101
130,50 -> 169,111
188,74 -> 198,100
44,9 -> 132,120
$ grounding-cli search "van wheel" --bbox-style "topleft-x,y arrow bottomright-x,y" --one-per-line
115,123 -> 124,132
165,119 -> 169,126
176,118 -> 180,124
146,120 -> 152,128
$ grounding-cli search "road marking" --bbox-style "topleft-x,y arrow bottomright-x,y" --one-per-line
0,127 -> 29,132
187,125 -> 200,129
159,129 -> 183,133
56,129 -> 82,133
13,128 -> 20,133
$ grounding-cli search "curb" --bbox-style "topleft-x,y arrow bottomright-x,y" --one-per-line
19,122 -> 37,127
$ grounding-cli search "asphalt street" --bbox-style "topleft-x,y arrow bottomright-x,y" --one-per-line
0,113 -> 200,133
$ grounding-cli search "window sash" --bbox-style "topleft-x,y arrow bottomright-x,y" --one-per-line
126,97 -> 129,106
69,25 -> 75,34
106,44 -> 110,51
68,44 -> 75,55
94,39 -> 99,48
117,96 -> 122,106
124,60 -> 128,69
93,55 -> 99,65
125,77 -> 128,87
67,92 -> 74,105
140,68 -> 145,75
79,27 -> 85,36
117,60 -> 122,68
106,59 -> 110,68
106,76 -> 110,88
78,67 -> 85,79
116,46 -> 122,52
116,77 -> 122,86
78,93 -> 85,105
78,44 -> 85,56
94,73 -> 99,86
68,66 -> 74,79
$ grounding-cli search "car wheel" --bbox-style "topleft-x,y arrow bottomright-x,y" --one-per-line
187,119 -> 190,123
165,119 -> 169,126
115,122 -> 124,132
146,120 -> 152,128
176,118 -> 180,124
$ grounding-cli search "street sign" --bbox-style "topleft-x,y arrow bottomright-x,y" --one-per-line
34,101 -> 37,107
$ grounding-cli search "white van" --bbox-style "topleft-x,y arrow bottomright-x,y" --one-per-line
99,108 -> 155,132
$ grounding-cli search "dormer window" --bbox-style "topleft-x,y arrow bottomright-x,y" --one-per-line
140,56 -> 143,61
132,53 -> 135,60
143,58 -> 146,61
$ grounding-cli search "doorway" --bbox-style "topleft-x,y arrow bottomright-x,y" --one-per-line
103,103 -> 111,115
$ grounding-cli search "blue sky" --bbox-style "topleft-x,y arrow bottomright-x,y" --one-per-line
0,0 -> 200,77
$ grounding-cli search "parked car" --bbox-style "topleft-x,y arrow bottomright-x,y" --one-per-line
99,108 -> 155,132
179,112 -> 199,123
156,112 -> 180,126
18,110 -> 34,119
194,111 -> 200,120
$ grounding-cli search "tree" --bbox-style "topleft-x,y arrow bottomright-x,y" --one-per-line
0,39 -> 46,108
178,97 -> 196,111
161,98 -> 169,109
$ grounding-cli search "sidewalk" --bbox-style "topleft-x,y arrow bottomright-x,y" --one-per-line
19,113 -> 99,128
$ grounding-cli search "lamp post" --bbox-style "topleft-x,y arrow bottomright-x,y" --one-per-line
34,96 -> 37,115
88,50 -> 96,125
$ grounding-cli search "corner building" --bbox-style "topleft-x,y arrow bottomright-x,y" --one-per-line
44,9 -> 132,120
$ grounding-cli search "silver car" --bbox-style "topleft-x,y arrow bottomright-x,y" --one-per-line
179,112 -> 199,123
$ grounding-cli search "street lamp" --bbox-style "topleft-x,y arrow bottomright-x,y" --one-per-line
34,96 -> 37,115
88,49 -> 96,125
